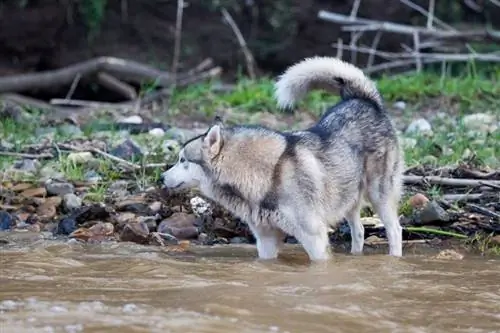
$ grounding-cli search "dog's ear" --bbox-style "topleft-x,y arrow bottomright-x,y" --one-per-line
203,124 -> 223,158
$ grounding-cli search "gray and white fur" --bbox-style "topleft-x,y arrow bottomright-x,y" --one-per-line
160,56 -> 404,261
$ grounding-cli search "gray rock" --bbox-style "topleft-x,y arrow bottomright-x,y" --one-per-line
110,138 -> 144,161
45,180 -> 75,196
63,193 -> 82,211
148,128 -> 165,137
414,200 -> 450,225
405,118 -> 433,136
393,101 -> 406,110
13,159 -> 40,172
67,152 -> 94,164
84,170 -> 103,183
119,115 -> 143,124
107,180 -> 130,197
462,113 -> 496,131
39,165 -> 65,181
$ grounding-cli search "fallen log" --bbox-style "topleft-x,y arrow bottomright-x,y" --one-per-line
0,57 -> 192,94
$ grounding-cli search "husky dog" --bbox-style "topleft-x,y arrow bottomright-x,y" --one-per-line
160,56 -> 404,261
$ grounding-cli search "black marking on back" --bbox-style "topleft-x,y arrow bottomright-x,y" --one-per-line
259,134 -> 301,211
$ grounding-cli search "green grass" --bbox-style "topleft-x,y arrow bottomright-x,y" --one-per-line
168,69 -> 499,117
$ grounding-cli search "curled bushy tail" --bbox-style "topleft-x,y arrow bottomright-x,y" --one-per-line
274,56 -> 383,110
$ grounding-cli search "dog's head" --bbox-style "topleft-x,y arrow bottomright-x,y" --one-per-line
160,117 -> 224,192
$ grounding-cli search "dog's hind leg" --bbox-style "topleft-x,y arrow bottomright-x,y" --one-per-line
345,200 -> 365,255
367,167 -> 403,257
247,223 -> 285,260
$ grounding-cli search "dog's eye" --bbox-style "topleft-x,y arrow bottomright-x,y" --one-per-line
180,157 -> 186,163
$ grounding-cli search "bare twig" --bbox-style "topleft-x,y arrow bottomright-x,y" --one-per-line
441,193 -> 491,202
58,143 -> 140,171
349,0 -> 362,19
0,151 -> 53,159
330,42 -> 500,62
49,98 -> 133,109
64,73 -> 81,100
97,72 -> 138,100
404,175 -> 500,187
171,0 -> 185,85
221,8 -> 257,80
466,203 -> 500,219
399,0 -> 455,31
366,30 -> 383,69
319,9 -> 500,40
413,32 -> 422,72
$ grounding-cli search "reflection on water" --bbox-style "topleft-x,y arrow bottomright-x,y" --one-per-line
1,240 -> 499,333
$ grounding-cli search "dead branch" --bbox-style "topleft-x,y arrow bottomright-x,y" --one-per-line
97,72 -> 137,100
0,56 -> 193,94
0,151 -> 54,159
171,0 -> 185,85
403,175 -> 500,187
441,193 -> 490,201
330,42 -> 500,62
318,10 -> 500,40
466,203 -> 500,219
221,8 -> 257,80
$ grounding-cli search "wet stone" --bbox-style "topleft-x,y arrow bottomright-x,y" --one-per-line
56,217 -> 77,235
45,181 -> 75,196
119,222 -> 150,244
110,138 -> 144,161
115,200 -> 152,215
413,200 -> 451,225
72,204 -> 110,224
158,225 -> 199,240
230,236 -> 248,244
0,211 -> 13,230
19,187 -> 47,198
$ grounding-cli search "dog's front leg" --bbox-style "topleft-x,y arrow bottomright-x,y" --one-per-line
247,223 -> 284,260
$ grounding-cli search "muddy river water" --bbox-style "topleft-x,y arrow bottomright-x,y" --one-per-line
1,238 -> 499,333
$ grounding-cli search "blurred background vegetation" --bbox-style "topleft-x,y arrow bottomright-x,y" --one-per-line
1,0 -> 498,82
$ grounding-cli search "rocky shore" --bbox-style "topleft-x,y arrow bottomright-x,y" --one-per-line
0,105 -> 499,257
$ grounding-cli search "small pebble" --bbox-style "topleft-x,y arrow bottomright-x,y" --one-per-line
120,115 -> 143,124
405,118 -> 433,136
67,152 -> 94,164
148,128 -> 165,137
393,101 -> 406,110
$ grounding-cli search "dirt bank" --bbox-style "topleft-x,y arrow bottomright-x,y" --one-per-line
0,0 -> 495,81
